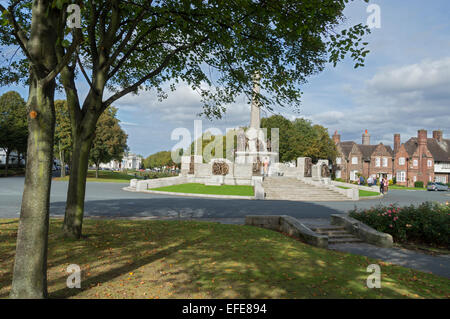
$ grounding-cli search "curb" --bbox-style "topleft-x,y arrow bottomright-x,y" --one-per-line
122,187 -> 255,200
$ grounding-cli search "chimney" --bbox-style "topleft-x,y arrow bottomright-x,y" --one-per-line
418,129 -> 427,145
394,134 -> 400,154
362,129 -> 370,145
332,130 -> 341,145
433,130 -> 443,142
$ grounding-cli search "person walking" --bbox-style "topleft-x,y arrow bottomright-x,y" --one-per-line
380,178 -> 384,194
263,157 -> 270,177
384,178 -> 389,194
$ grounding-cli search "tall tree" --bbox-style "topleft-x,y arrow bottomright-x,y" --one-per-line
54,100 -> 72,177
261,115 -> 294,163
89,106 -> 128,178
144,151 -> 175,169
0,0 -> 80,298
55,0 -> 370,239
261,115 -> 337,162
0,91 -> 27,175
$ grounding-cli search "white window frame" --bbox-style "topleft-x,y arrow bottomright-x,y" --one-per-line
375,157 -> 380,167
336,157 -> 342,165
382,157 -> 388,167
413,159 -> 418,167
335,170 -> 342,179
351,157 -> 358,165
435,175 -> 447,183
399,157 -> 405,165
350,170 -> 358,181
396,171 -> 406,182
427,160 -> 432,167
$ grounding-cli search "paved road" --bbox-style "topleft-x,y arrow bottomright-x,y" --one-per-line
1,177 -> 448,222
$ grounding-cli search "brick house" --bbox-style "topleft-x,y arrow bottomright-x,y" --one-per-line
333,130 -> 394,182
394,130 -> 450,186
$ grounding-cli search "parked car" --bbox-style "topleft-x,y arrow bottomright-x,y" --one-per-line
427,182 -> 449,191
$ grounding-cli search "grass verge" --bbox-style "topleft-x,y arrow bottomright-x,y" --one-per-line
389,185 -> 426,191
337,186 -> 380,197
53,170 -> 134,183
0,219 -> 448,299
359,190 -> 381,197
151,183 -> 254,197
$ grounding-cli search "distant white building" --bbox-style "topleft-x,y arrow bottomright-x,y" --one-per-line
0,148 -> 25,166
99,152 -> 143,170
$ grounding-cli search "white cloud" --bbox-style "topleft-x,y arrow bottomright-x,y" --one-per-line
367,57 -> 450,94
308,57 -> 450,145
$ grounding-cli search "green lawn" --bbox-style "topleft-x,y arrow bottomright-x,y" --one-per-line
359,190 -> 381,197
53,170 -> 134,183
0,219 -> 448,299
151,183 -> 255,197
337,186 -> 380,197
389,185 -> 426,191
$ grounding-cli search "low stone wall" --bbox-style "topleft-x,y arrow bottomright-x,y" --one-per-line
135,176 -> 188,191
330,214 -> 393,248
253,178 -> 264,200
302,178 -> 358,200
331,180 -> 381,193
245,215 -> 328,248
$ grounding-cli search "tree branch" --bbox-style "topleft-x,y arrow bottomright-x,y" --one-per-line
102,38 -> 207,108
0,2 -> 34,65
39,29 -> 82,87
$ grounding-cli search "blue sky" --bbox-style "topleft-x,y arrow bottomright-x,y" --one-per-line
2,0 -> 450,157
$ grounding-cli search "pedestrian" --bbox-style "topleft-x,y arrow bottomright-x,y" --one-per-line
384,178 -> 389,194
380,178 -> 384,194
263,157 -> 270,177
368,176 -> 373,186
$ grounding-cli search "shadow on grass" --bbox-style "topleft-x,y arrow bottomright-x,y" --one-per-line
1,219 -> 448,299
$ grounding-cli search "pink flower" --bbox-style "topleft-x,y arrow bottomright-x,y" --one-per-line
389,224 -> 393,228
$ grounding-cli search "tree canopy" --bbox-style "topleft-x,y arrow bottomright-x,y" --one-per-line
0,91 -> 28,173
89,106 -> 128,173
261,115 -> 337,163
144,151 -> 176,169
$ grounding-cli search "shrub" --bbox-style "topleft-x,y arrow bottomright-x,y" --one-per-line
334,178 -> 345,182
349,202 -> 449,247
414,181 -> 424,188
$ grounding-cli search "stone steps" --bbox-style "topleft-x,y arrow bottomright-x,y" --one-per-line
262,177 -> 348,201
308,225 -> 363,244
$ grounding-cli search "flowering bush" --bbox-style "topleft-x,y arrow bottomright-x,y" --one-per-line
349,202 -> 449,247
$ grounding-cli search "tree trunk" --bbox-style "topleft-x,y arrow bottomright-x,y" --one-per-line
10,79 -> 55,299
96,162 -> 99,178
62,130 -> 94,239
60,147 -> 65,178
5,150 -> 10,176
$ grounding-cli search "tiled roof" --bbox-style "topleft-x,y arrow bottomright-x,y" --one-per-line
403,138 -> 418,157
401,137 -> 450,162
385,145 -> 394,156
357,144 -> 378,161
338,141 -> 355,158
427,138 -> 450,162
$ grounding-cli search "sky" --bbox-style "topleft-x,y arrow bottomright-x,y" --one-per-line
1,0 -> 450,157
